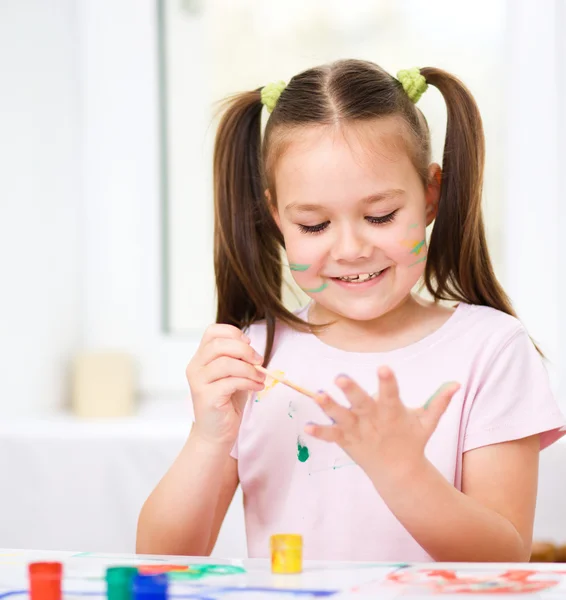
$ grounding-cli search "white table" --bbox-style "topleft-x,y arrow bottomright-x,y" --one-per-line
0,398 -> 563,555
0,548 -> 566,598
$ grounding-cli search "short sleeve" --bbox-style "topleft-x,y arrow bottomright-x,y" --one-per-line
463,327 -> 566,452
230,437 -> 239,460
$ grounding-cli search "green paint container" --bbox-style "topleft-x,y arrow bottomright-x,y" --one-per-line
106,566 -> 138,600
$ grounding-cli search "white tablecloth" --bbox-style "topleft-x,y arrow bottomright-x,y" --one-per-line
0,399 -> 563,555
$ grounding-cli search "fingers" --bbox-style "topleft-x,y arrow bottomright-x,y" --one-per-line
421,382 -> 460,432
376,366 -> 401,407
314,391 -> 357,428
200,337 -> 263,367
203,356 -> 265,385
209,377 -> 265,401
304,422 -> 343,444
201,323 -> 249,345
335,375 -> 375,414
186,323 -> 265,393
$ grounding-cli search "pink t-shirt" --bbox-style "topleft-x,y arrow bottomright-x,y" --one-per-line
232,302 -> 565,561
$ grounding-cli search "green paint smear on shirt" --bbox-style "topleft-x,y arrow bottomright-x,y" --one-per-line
297,439 -> 310,462
289,263 -> 310,272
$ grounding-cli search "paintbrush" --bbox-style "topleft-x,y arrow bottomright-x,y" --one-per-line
254,365 -> 318,399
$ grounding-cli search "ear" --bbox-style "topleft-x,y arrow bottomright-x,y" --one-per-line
425,163 -> 442,226
266,189 -> 281,229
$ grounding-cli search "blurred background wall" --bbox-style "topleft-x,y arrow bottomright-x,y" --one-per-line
0,0 -> 563,557
0,0 -> 82,416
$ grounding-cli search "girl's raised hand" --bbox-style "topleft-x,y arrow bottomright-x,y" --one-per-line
305,367 -> 460,478
186,324 -> 265,447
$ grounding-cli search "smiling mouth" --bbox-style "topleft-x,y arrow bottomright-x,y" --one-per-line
332,269 -> 386,283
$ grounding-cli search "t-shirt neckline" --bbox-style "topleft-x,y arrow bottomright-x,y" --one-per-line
293,300 -> 471,364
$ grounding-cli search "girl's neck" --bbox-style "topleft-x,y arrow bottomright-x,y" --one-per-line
308,294 -> 455,353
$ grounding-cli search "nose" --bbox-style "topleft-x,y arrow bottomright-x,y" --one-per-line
330,223 -> 372,263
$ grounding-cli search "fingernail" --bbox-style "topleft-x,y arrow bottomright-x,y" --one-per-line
253,353 -> 263,364
242,334 -> 251,343
440,381 -> 459,392
424,382 -> 459,409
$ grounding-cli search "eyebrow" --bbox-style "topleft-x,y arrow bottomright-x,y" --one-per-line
285,189 -> 405,214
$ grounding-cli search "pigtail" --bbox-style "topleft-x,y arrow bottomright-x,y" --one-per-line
213,90 -> 309,364
421,68 -> 518,320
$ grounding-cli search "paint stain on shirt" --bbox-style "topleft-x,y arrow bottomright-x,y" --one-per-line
297,437 -> 310,462
255,370 -> 285,401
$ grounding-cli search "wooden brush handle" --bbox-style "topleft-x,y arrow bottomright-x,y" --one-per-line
255,365 -> 318,399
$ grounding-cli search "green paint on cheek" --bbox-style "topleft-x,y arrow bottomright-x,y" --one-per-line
409,223 -> 418,228
302,282 -> 329,293
297,438 -> 310,462
409,256 -> 427,267
289,263 -> 310,272
411,240 -> 425,255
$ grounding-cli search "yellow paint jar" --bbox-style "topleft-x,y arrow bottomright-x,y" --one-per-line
270,534 -> 303,574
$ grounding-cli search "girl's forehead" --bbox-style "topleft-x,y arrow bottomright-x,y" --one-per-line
273,118 -> 416,197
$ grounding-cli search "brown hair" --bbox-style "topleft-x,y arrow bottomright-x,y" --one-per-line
213,59 -> 523,364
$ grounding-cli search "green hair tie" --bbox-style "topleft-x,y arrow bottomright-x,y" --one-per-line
261,80 -> 287,113
397,68 -> 428,103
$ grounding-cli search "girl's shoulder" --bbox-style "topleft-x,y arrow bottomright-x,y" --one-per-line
457,301 -> 523,329
450,302 -> 528,349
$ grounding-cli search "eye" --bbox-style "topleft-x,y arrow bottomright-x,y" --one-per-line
298,221 -> 330,234
365,210 -> 398,225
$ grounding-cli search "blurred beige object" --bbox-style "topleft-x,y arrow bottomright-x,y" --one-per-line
530,541 -> 556,562
72,352 -> 135,418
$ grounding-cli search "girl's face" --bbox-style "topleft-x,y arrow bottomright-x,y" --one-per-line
271,118 -> 440,323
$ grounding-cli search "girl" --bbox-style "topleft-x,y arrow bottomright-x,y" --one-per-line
137,60 -> 565,562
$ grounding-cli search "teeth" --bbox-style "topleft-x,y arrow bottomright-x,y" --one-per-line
337,271 -> 382,283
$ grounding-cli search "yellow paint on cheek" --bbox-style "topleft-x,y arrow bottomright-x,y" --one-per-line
401,239 -> 425,255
